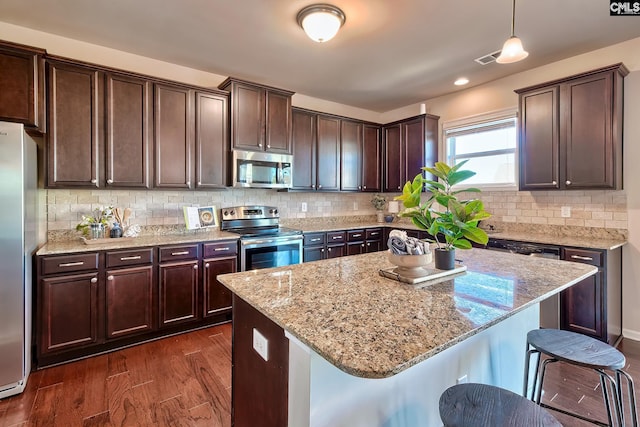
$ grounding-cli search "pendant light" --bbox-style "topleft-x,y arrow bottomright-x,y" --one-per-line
496,0 -> 528,64
297,4 -> 346,43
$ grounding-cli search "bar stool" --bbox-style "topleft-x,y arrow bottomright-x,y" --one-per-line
524,329 -> 638,427
439,383 -> 562,426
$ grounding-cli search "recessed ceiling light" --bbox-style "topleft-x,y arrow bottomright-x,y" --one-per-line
454,78 -> 469,86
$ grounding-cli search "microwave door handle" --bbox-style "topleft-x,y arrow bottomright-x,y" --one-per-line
277,163 -> 283,184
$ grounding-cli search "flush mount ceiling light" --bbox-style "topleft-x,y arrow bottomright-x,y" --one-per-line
297,4 -> 346,43
496,0 -> 529,64
454,77 -> 469,86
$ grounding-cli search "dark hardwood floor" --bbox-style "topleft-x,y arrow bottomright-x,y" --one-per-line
1,327 -> 638,426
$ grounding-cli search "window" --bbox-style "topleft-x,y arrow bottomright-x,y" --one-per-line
443,110 -> 517,188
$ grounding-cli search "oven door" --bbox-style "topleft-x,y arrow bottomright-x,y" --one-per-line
240,235 -> 303,271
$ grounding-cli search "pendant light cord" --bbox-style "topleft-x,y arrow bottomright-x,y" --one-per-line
510,0 -> 516,37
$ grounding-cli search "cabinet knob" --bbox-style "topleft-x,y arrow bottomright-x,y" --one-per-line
552,180 -> 558,186
363,185 -> 366,189
318,184 -> 322,189
361,243 -> 365,247
91,179 -> 97,184
107,275 -> 114,281
267,144 -> 271,148
367,243 -> 371,246
311,184 -> 315,189
205,263 -> 210,268
107,179 -> 113,184
397,186 -> 401,190
321,248 -> 324,252
193,265 -> 198,270
91,277 -> 98,283
566,180 -> 571,185
258,143 -> 263,148
187,181 -> 191,187
327,247 -> 331,252
197,181 -> 202,185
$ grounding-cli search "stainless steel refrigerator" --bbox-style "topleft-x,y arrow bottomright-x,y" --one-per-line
0,121 -> 43,399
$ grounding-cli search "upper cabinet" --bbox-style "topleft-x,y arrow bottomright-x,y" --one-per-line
219,77 -> 294,154
382,114 -> 439,192
517,63 -> 627,191
195,91 -> 229,189
362,124 -> 382,192
0,41 -> 45,133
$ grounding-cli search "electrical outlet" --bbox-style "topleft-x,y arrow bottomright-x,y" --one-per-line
252,328 -> 269,361
561,206 -> 571,218
301,202 -> 307,212
457,374 -> 468,384
353,202 -> 358,211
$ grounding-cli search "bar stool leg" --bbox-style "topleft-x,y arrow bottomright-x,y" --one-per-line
523,347 -> 540,399
597,369 -> 623,427
616,370 -> 638,427
535,357 -> 559,405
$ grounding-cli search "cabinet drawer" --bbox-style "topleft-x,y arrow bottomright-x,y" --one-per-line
326,231 -> 346,244
203,241 -> 238,258
159,245 -> 199,262
41,253 -> 99,275
106,248 -> 153,267
563,248 -> 603,267
347,230 -> 365,242
303,233 -> 325,246
366,228 -> 382,241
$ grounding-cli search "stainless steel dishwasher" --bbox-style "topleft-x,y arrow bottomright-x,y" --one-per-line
485,238 -> 561,329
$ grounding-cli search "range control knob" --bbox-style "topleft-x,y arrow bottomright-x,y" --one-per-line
223,210 -> 229,217
273,209 -> 278,215
230,210 -> 235,216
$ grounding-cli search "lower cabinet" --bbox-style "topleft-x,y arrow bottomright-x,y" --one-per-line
303,228 -> 384,262
347,228 -> 383,255
36,239 -> 237,367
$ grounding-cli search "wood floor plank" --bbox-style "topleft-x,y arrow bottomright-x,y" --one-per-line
29,384 -> 62,427
106,372 -> 141,427
118,344 -> 153,388
82,410 -> 113,427
167,354 -> 208,411
186,351 -> 231,427
188,402 -> 220,427
107,352 -> 128,379
156,396 -> 194,427
0,369 -> 44,427
81,353 -> 110,419
129,381 -> 158,427
51,359 -> 89,426
204,334 -> 232,389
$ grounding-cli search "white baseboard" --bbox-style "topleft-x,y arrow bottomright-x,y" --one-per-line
622,328 -> 640,342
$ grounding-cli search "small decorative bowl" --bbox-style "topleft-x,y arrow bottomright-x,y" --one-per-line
388,252 -> 433,278
384,214 -> 394,223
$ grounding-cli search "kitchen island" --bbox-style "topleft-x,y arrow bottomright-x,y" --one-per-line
217,249 -> 597,427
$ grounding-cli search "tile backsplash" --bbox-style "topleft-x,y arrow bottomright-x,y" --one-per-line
46,188 -> 628,234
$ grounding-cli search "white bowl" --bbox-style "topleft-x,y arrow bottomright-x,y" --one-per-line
388,252 -> 433,278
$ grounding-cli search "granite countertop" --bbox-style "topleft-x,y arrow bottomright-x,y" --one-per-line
217,249 -> 596,379
483,230 -> 626,251
36,229 -> 239,255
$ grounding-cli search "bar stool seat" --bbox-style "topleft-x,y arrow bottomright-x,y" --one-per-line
439,383 -> 562,427
524,329 -> 637,427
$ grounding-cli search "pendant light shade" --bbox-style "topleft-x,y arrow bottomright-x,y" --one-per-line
496,0 -> 528,64
297,4 -> 346,43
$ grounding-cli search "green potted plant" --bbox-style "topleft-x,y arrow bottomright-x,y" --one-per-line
394,161 -> 491,269
371,193 -> 387,223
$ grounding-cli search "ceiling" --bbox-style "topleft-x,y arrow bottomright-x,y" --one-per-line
1,0 -> 639,112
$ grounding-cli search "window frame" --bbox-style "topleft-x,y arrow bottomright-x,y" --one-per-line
441,108 -> 519,191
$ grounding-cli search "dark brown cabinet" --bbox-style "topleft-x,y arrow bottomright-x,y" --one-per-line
383,114 -> 438,193
341,120 -> 363,191
317,115 -> 341,191
219,77 -> 293,154
105,72 -> 151,188
560,247 -> 621,344
362,124 -> 382,192
154,83 -> 194,189
291,108 -> 316,190
158,244 -> 200,327
202,241 -> 238,317
347,228 -> 383,255
195,91 -> 229,188
0,41 -> 45,132
105,248 -> 155,339
303,228 -> 383,262
46,60 -> 103,188
517,64 -> 627,190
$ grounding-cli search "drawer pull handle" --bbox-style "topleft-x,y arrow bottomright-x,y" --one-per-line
311,238 -> 321,242
90,277 -> 97,283
332,236 -> 342,240
120,255 -> 142,261
352,234 -> 362,238
107,275 -> 114,281
171,251 -> 190,256
571,255 -> 594,261
370,232 -> 379,236
214,247 -> 230,251
59,261 -> 84,267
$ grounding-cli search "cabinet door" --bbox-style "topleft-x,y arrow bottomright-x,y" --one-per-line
291,109 -> 316,190
47,61 -> 103,188
203,256 -> 237,317
105,266 -> 154,339
564,71 -> 614,189
341,120 -> 363,191
159,261 -> 199,327
303,246 -> 325,262
560,272 -> 604,339
195,91 -> 229,188
105,73 -> 151,188
424,115 -> 439,182
519,86 -> 561,190
383,124 -> 402,192
231,83 -> 264,151
362,124 -> 381,192
40,272 -> 99,353
265,90 -> 291,154
404,117 -> 425,183
326,244 -> 346,259
365,240 -> 382,253
0,42 -> 44,131
154,83 -> 193,188
347,242 -> 365,256
316,115 -> 341,191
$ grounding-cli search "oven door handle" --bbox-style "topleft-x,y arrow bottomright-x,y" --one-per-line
241,236 -> 303,247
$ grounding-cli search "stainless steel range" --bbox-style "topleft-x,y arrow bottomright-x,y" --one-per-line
220,205 -> 303,271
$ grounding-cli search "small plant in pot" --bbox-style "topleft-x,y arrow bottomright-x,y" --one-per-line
371,193 -> 387,223
394,161 -> 491,270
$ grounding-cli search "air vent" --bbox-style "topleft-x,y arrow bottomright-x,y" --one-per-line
475,50 -> 502,65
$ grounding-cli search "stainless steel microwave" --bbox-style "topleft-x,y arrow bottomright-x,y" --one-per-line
232,150 -> 293,189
